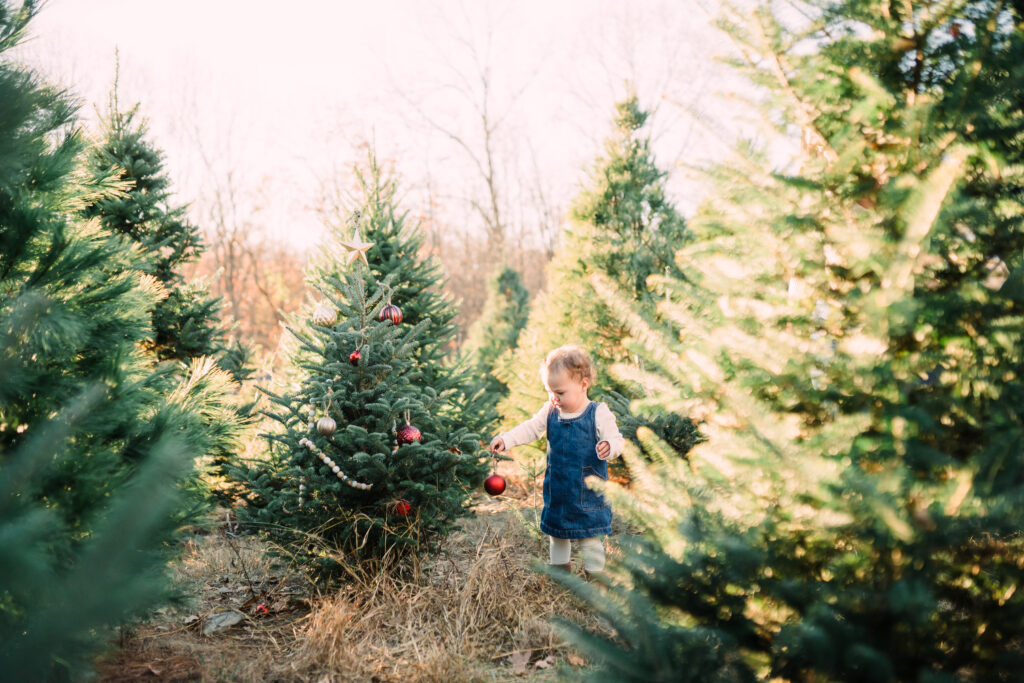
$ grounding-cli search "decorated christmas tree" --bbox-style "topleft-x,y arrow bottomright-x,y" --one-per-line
556,1 -> 1024,680
0,1 -> 243,675
496,96 -> 696,462
232,208 -> 486,578
320,154 -> 488,433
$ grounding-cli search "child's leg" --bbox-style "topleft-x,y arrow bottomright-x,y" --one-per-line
579,537 -> 605,573
549,536 -> 571,565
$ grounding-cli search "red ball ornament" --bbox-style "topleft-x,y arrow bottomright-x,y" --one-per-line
484,473 -> 506,496
394,499 -> 412,516
349,349 -> 361,366
379,303 -> 403,325
396,423 -> 422,445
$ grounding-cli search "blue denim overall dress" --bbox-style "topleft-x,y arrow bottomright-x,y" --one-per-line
540,401 -> 613,539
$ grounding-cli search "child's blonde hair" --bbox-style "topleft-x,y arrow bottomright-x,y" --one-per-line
540,345 -> 597,385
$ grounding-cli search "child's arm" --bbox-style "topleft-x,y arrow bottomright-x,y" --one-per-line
595,403 -> 625,460
490,403 -> 551,452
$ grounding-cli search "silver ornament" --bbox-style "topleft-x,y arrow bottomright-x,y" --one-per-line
317,416 -> 337,436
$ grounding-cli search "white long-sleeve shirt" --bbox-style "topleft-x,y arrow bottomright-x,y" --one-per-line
499,400 -> 625,460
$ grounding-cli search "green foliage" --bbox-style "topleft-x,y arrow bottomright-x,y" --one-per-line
233,272 -> 484,578
603,391 -> 702,460
319,154 -> 488,434
0,2 -> 245,674
80,91 -> 224,364
557,2 -> 1024,681
496,95 -> 690,463
232,161 -> 486,578
79,89 -> 255,496
462,266 -> 531,425
0,383 -> 198,682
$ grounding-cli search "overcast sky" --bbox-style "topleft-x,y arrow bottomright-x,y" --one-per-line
12,0 -> 765,247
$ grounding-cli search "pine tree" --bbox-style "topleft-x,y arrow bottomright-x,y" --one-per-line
461,266 -> 531,424
556,1 -> 1024,680
80,87 -> 226,367
0,1 -> 243,676
231,206 -> 485,578
80,88 -> 256,494
496,96 -> 696,461
320,154 -> 487,433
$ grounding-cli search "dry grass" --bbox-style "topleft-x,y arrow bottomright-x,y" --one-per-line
289,507 -> 600,682
95,521 -> 311,682
97,461 -> 607,682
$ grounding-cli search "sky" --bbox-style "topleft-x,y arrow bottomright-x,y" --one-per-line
12,0 -> 766,247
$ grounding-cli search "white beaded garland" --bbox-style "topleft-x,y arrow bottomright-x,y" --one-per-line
299,433 -> 372,490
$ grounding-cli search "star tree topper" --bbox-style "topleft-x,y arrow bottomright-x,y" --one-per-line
340,229 -> 374,266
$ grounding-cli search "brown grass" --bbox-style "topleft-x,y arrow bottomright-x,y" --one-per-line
96,460 -> 606,682
95,524 -> 310,682
289,506 -> 598,682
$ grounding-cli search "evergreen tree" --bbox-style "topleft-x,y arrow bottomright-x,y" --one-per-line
231,204 -> 486,578
496,96 -> 696,462
461,266 -> 531,424
322,154 -> 487,433
80,87 -> 226,367
0,1 -> 243,675
80,88 -> 256,494
557,1 -> 1024,680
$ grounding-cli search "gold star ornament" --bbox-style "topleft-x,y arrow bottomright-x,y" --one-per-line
340,229 -> 374,266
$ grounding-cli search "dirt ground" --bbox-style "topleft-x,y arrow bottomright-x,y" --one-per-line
94,462 -> 609,682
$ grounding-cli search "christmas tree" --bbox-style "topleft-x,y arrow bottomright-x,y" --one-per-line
0,1 -> 243,675
80,86 -> 256,494
461,266 -> 531,425
81,84 -> 228,368
320,154 -> 488,433
556,1 -> 1024,680
232,208 -> 486,578
496,96 -> 696,462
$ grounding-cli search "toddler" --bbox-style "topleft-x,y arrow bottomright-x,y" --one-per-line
490,345 -> 623,575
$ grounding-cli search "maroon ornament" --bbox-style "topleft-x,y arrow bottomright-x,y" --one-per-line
394,499 -> 412,516
379,303 -> 403,325
349,349 -> 361,366
484,473 -> 506,496
396,423 -> 422,445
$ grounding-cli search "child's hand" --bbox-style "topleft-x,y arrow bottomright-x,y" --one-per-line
489,436 -> 506,453
596,440 -> 611,460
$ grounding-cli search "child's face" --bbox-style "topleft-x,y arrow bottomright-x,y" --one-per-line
544,370 -> 590,413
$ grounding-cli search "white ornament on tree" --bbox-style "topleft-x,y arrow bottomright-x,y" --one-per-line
312,302 -> 337,326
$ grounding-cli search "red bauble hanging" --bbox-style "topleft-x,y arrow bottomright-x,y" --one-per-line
379,303 -> 403,325
396,423 -> 422,445
349,349 -> 361,366
484,473 -> 506,496
394,499 -> 412,516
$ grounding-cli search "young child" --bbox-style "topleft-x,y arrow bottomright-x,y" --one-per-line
490,345 -> 623,575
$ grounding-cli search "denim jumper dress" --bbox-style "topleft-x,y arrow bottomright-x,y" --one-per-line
540,401 -> 613,539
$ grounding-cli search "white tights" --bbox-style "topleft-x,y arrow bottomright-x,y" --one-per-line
549,536 -> 605,572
